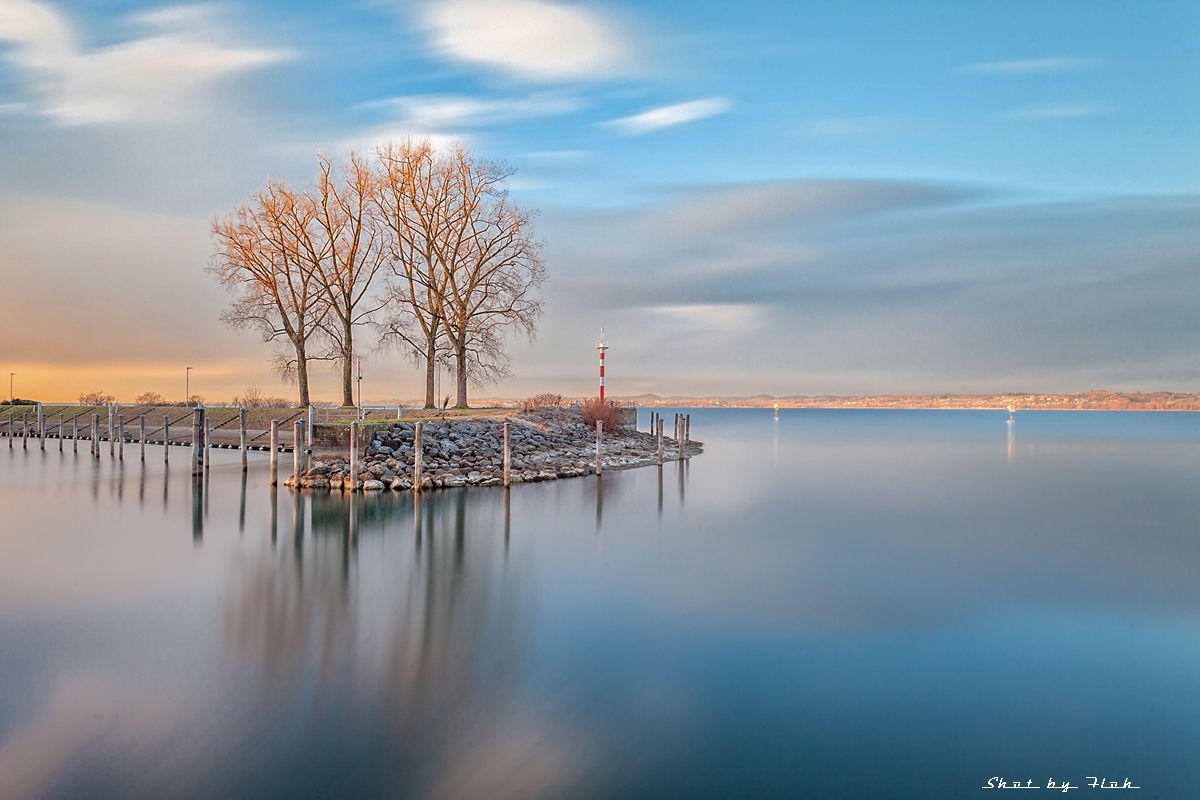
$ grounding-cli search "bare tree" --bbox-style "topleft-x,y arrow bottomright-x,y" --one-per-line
373,139 -> 452,409
439,145 -> 546,408
210,180 -> 326,406
306,152 -> 388,407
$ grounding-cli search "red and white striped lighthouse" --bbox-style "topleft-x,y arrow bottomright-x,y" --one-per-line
596,327 -> 609,402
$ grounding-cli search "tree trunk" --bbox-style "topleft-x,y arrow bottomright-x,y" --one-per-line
454,341 -> 468,409
341,320 -> 355,408
295,343 -> 310,407
424,333 -> 437,408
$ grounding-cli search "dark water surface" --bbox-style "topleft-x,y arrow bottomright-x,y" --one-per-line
1,409 -> 1198,799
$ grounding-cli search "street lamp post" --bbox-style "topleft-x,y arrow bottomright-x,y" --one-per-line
185,367 -> 192,407
356,357 -> 363,420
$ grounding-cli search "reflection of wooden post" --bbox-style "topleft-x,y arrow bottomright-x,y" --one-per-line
269,420 -> 278,486
503,422 -> 510,487
657,418 -> 663,465
292,420 -> 303,487
6,413 -> 10,449
139,415 -> 146,461
595,419 -> 603,474
349,421 -> 359,492
239,407 -> 247,471
413,422 -> 423,493
163,415 -> 170,463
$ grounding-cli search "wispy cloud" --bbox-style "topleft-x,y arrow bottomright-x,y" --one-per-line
0,0 -> 294,125
420,0 -> 632,82
962,57 -> 1098,75
1006,103 -> 1109,120
604,97 -> 732,136
358,93 -> 584,130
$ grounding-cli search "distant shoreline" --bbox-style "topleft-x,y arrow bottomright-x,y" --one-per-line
611,392 -> 1199,412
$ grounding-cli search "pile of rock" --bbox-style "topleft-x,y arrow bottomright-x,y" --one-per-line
285,409 -> 702,491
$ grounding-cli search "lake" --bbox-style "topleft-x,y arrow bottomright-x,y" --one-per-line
0,409 -> 1197,799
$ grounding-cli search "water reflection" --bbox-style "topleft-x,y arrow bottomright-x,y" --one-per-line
1,412 -> 1199,799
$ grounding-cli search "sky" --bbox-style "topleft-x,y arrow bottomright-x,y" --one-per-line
0,0 -> 1197,403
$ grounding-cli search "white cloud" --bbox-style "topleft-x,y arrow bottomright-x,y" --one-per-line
963,57 -> 1097,75
421,0 -> 630,81
359,93 -> 583,130
643,303 -> 767,336
603,97 -> 732,135
1006,103 -> 1109,120
0,0 -> 294,125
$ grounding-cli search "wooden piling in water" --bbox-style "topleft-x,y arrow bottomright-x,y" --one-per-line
204,418 -> 211,472
6,413 -> 11,448
269,420 -> 278,486
685,414 -> 690,443
22,412 -> 27,449
677,416 -> 683,462
108,407 -> 114,457
292,420 -> 303,486
239,407 -> 247,471
503,421 -> 510,487
413,422 -> 423,493
348,421 -> 359,492
139,415 -> 146,461
163,415 -> 170,463
596,419 -> 603,474
191,407 -> 203,476
58,413 -> 63,451
118,415 -> 124,460
72,415 -> 78,453
657,418 -> 664,465
92,413 -> 99,457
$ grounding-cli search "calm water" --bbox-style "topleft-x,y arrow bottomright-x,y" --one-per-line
1,409 -> 1198,799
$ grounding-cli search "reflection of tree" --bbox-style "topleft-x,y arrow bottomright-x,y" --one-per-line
222,488 -> 524,795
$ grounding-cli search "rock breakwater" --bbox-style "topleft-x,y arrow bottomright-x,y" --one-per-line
285,409 -> 702,491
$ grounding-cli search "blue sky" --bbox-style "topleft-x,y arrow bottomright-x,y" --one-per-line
0,0 -> 1197,401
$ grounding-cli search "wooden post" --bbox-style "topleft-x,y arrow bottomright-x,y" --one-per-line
269,420 -> 278,486
72,415 -> 78,453
108,407 -> 115,456
348,421 -> 359,492
657,418 -> 664,465
118,414 -> 125,460
91,413 -> 99,457
58,413 -> 64,451
413,421 -> 423,493
139,415 -> 146,461
292,420 -> 303,487
677,416 -> 683,462
685,414 -> 690,443
239,407 -> 247,471
204,418 -> 211,472
503,421 -> 510,487
163,415 -> 170,463
191,407 -> 203,476
6,413 -> 10,449
595,419 -> 603,474
22,412 -> 27,449
37,403 -> 43,449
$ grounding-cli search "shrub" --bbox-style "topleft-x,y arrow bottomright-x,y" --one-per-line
135,391 -> 166,405
521,392 -> 564,412
79,391 -> 116,405
231,385 -> 289,408
580,398 -> 623,431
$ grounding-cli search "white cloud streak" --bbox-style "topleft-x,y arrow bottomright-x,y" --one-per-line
1006,103 -> 1109,120
421,0 -> 631,81
0,0 -> 294,125
604,97 -> 732,135
962,57 -> 1097,75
